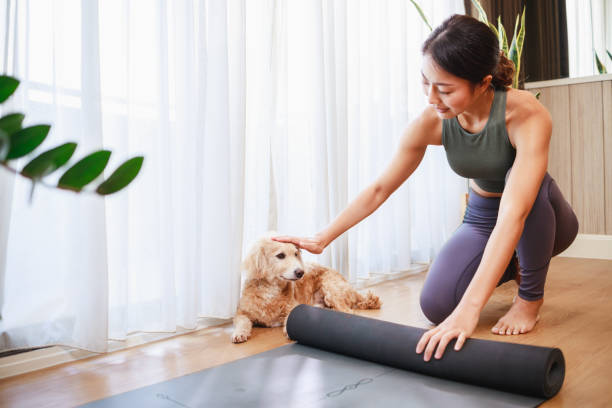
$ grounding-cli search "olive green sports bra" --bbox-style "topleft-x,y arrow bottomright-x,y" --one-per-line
441,89 -> 516,193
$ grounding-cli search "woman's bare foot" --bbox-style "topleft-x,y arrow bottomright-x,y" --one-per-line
491,296 -> 543,335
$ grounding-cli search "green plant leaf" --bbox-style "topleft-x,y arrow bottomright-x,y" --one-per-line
498,16 -> 508,55
512,8 -> 526,88
96,156 -> 144,195
487,22 -> 499,38
58,150 -> 111,192
0,76 -> 19,104
508,9 -> 525,88
508,36 -> 518,76
535,91 -> 541,99
0,129 -> 10,161
471,0 -> 489,24
595,52 -> 608,74
409,0 -> 432,32
607,49 -> 612,62
21,142 -> 77,179
0,113 -> 25,135
6,125 -> 51,160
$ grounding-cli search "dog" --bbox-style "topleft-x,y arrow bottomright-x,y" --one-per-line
231,235 -> 381,343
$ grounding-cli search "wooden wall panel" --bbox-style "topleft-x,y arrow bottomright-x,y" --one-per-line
569,82 -> 606,234
534,86 -> 573,202
604,81 -> 612,234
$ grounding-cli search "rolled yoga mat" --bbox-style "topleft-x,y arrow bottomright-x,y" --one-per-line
286,304 -> 565,399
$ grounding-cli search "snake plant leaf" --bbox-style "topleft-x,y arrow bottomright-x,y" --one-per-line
409,0 -> 432,32
58,150 -> 111,192
0,129 -> 9,161
488,22 -> 499,38
5,125 -> 50,160
0,76 -> 19,104
607,50 -> 612,62
516,10 -> 526,55
595,52 -> 608,74
0,113 -> 25,135
21,142 -> 77,179
96,156 -> 144,195
471,0 -> 489,25
508,26 -> 519,70
497,16 -> 508,55
508,9 -> 525,88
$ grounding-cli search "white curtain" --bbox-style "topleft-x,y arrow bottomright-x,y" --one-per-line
566,0 -> 612,77
244,0 -> 466,283
0,0 -> 464,353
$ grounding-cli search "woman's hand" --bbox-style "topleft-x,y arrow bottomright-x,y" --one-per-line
415,304 -> 480,361
271,234 -> 327,254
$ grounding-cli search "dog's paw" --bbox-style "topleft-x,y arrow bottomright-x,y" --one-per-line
231,332 -> 249,343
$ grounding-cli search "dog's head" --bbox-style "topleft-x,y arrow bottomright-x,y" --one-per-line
242,236 -> 305,282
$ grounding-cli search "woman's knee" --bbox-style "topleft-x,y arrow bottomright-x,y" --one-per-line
419,287 -> 454,325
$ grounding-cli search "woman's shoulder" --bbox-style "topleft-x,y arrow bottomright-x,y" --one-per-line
504,87 -> 550,124
405,105 -> 443,146
504,87 -> 552,145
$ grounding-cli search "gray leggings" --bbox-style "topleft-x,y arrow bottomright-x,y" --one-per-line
420,173 -> 579,324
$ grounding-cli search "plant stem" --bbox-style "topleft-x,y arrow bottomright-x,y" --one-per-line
0,162 -> 96,195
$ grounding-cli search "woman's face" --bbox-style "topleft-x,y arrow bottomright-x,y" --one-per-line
420,54 -> 488,119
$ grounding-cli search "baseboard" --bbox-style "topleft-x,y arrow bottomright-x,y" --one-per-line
557,234 -> 612,260
0,317 -> 230,380
355,263 -> 429,289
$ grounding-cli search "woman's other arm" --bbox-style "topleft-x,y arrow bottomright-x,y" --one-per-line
416,97 -> 552,361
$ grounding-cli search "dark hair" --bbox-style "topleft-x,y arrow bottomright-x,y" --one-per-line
421,14 -> 514,90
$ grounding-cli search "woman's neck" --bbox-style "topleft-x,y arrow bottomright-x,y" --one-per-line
458,87 -> 495,128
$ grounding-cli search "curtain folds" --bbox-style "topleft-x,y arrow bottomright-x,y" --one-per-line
0,0 -> 464,353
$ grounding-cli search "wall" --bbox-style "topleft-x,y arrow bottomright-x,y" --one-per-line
526,74 -> 612,235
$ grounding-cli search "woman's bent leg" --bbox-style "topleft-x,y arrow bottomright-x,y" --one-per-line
420,223 -> 487,324
420,221 -> 516,324
516,174 -> 579,301
493,173 -> 578,335
420,188 -> 521,325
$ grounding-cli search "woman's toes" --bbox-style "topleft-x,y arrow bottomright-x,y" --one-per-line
505,327 -> 512,335
512,327 -> 519,335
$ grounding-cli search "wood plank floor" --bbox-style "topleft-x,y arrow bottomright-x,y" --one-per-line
0,257 -> 611,407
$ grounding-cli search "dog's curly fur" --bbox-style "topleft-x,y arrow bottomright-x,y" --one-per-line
231,235 -> 381,343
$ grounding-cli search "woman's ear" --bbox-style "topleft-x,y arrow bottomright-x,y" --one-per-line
242,241 -> 267,279
480,74 -> 493,91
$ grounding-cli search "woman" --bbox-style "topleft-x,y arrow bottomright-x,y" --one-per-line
272,14 -> 578,362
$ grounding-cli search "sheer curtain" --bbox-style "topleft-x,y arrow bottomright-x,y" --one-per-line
245,0 -> 466,283
0,0 -> 464,353
566,0 -> 612,77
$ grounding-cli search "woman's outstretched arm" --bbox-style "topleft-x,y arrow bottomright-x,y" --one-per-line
273,108 -> 440,253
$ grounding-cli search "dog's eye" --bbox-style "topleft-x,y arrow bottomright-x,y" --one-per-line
295,252 -> 299,257
276,253 -> 285,259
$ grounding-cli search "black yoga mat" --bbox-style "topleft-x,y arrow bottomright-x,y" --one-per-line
80,305 -> 564,407
286,304 -> 565,399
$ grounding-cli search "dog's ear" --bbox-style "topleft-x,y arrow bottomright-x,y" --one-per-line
242,240 -> 267,280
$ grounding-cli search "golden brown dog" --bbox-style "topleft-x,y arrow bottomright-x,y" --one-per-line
231,235 -> 381,343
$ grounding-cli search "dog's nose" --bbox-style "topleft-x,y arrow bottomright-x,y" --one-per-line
294,269 -> 304,279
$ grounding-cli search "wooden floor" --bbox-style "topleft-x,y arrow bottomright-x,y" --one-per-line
1,257 -> 611,407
